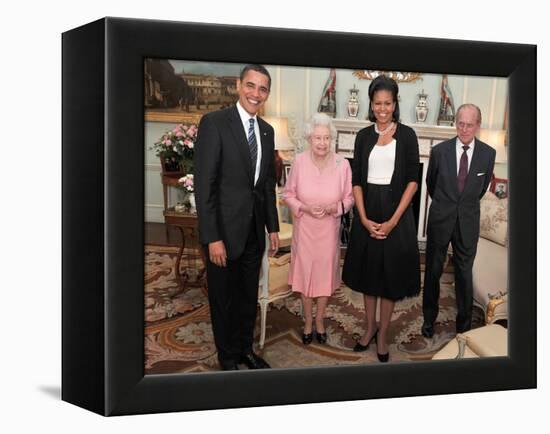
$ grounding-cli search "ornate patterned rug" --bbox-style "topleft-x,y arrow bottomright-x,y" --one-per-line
144,245 -> 484,374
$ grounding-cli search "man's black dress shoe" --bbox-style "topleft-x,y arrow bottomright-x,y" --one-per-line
239,352 -> 271,369
219,360 -> 239,371
302,333 -> 313,345
421,322 -> 434,338
316,332 -> 327,344
456,325 -> 471,334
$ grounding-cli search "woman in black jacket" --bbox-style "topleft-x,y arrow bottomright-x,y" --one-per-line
342,75 -> 420,362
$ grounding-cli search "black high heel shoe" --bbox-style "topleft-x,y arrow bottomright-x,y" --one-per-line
302,332 -> 313,345
353,329 -> 378,352
316,332 -> 327,344
375,331 -> 389,363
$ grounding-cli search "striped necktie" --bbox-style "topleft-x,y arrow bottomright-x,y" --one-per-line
457,145 -> 470,193
248,118 -> 257,168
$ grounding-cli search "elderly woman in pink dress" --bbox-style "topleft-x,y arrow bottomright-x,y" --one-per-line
283,113 -> 354,345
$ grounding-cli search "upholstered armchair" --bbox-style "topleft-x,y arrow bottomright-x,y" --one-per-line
256,186 -> 294,349
257,235 -> 292,349
276,186 -> 293,249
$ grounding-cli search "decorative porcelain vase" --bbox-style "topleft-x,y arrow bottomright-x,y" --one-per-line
187,192 -> 196,212
347,85 -> 360,118
415,90 -> 429,123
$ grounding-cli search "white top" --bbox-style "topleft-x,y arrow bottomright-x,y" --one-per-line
455,138 -> 475,175
236,101 -> 262,185
368,139 -> 396,185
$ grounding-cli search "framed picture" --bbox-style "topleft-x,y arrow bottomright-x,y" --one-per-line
62,18 -> 536,415
491,177 -> 509,199
144,59 -> 243,123
418,138 -> 432,157
336,131 -> 356,157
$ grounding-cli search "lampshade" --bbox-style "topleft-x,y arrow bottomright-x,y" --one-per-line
479,129 -> 507,163
262,116 -> 295,150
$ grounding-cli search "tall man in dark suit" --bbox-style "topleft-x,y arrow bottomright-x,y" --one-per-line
422,104 -> 496,338
194,65 -> 280,370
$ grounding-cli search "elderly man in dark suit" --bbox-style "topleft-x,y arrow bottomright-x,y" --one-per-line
422,104 -> 496,338
194,64 -> 279,370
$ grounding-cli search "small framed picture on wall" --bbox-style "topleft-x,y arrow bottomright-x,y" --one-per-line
491,177 -> 508,198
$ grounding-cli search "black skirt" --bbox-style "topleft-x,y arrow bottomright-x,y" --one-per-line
342,183 -> 420,301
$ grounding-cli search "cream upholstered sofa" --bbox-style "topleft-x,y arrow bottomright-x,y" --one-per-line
473,191 -> 508,324
432,324 -> 507,359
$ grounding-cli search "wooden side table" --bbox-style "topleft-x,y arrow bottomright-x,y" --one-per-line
163,208 -> 207,293
161,171 -> 184,212
159,158 -> 184,239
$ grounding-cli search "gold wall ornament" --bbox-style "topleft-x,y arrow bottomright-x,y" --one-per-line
353,70 -> 423,83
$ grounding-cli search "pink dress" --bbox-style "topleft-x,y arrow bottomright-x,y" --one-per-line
283,151 -> 354,297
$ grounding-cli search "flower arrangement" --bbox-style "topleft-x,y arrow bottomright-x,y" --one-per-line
177,174 -> 194,193
150,123 -> 197,173
177,174 -> 196,212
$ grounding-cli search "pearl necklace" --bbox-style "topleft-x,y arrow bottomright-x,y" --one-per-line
374,121 -> 395,136
310,151 -> 331,171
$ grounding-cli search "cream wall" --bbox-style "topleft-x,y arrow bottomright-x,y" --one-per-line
145,65 -> 509,222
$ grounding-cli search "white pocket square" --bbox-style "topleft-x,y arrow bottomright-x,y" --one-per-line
477,172 -> 485,176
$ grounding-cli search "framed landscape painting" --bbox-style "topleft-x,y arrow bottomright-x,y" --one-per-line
144,59 -> 242,124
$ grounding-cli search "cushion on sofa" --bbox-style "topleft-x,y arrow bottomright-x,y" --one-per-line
432,324 -> 507,359
479,191 -> 508,246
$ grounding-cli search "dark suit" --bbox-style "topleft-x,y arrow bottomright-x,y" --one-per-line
194,105 -> 279,364
423,137 -> 495,332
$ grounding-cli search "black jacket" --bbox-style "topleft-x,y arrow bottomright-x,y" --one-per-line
194,105 -> 279,260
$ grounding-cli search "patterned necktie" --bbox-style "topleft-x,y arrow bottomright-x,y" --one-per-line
457,145 -> 470,193
248,118 -> 257,168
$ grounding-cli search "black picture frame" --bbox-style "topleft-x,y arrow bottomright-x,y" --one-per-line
62,17 -> 536,416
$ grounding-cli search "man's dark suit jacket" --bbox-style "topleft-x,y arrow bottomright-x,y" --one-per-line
194,105 -> 279,260
426,137 -> 496,248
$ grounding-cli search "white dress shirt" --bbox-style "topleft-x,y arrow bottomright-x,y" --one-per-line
455,138 -> 475,175
236,101 -> 262,185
